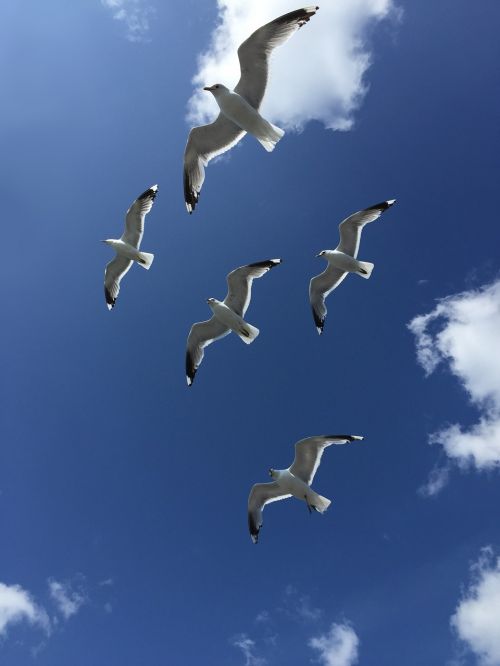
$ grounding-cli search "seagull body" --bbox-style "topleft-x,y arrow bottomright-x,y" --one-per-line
185,259 -> 282,385
203,84 -> 284,152
248,435 -> 364,543
183,6 -> 319,213
309,199 -> 396,334
208,298 -> 259,344
102,184 -> 158,310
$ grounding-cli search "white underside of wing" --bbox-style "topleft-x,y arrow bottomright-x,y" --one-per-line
185,317 -> 231,385
309,264 -> 347,332
104,255 -> 133,310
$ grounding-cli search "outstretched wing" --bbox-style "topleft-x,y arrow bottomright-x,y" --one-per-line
183,117 -> 246,213
224,259 -> 282,317
185,317 -> 231,385
122,185 -> 158,248
337,199 -> 396,257
104,256 -> 133,310
248,482 -> 291,544
235,6 -> 318,109
309,265 -> 347,334
289,435 -> 364,485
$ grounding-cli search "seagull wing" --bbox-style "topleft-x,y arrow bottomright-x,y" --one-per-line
289,435 -> 364,485
122,185 -> 159,248
309,264 -> 347,334
104,255 -> 133,310
248,482 -> 291,544
337,199 -> 396,257
224,259 -> 282,317
183,116 -> 246,213
235,6 -> 318,109
185,317 -> 231,386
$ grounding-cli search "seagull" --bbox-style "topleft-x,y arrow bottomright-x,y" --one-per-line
186,259 -> 282,385
309,199 -> 396,334
102,185 -> 158,310
183,6 -> 319,213
248,434 -> 364,543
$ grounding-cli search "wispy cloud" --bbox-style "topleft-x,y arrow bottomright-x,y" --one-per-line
451,547 -> 500,666
232,587 -> 358,665
231,634 -> 267,666
281,584 -> 322,622
0,581 -> 50,638
101,0 -> 154,42
48,578 -> 86,620
409,279 -> 500,495
309,622 -> 360,666
187,0 -> 400,130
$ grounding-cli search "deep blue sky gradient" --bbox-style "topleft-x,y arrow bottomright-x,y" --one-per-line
1,1 -> 500,664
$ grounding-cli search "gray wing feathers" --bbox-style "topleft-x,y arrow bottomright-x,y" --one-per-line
122,185 -> 158,248
183,115 -> 246,213
248,482 -> 291,543
337,199 -> 396,256
224,259 -> 282,317
309,265 -> 347,334
289,435 -> 363,485
104,256 -> 133,310
185,317 -> 231,385
235,6 -> 318,109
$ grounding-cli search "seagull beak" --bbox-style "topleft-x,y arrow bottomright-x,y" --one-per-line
315,253 -> 321,258
203,86 -> 212,91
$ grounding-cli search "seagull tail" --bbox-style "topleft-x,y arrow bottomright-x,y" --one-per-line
256,122 -> 285,152
310,492 -> 331,514
136,252 -> 154,270
356,260 -> 374,279
235,322 -> 260,345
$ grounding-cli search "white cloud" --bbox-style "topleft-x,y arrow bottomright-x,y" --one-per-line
101,0 -> 153,42
0,582 -> 50,638
187,0 -> 399,129
418,462 -> 450,498
232,634 -> 267,666
409,279 -> 500,493
282,584 -> 322,622
309,622 -> 360,666
451,547 -> 500,666
48,579 -> 86,620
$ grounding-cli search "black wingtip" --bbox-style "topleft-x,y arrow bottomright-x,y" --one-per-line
275,6 -> 318,30
186,353 -> 196,386
366,199 -> 396,212
104,287 -> 116,310
138,185 -> 158,202
312,308 -> 325,334
184,170 -> 198,214
247,258 -> 283,271
321,434 -> 364,441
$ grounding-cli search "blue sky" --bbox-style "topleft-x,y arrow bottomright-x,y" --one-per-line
1,0 -> 500,664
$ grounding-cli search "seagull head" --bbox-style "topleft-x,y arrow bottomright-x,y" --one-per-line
269,468 -> 277,479
101,239 -> 112,245
203,83 -> 229,97
206,297 -> 217,305
315,250 -> 326,258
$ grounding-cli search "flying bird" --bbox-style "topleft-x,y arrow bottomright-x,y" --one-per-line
183,6 -> 319,213
248,434 -> 364,543
309,199 -> 396,334
102,185 -> 158,310
186,259 -> 282,385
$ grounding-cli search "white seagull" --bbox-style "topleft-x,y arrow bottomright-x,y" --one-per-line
186,259 -> 282,385
183,6 -> 319,213
102,185 -> 158,310
248,434 -> 364,543
309,199 -> 396,334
